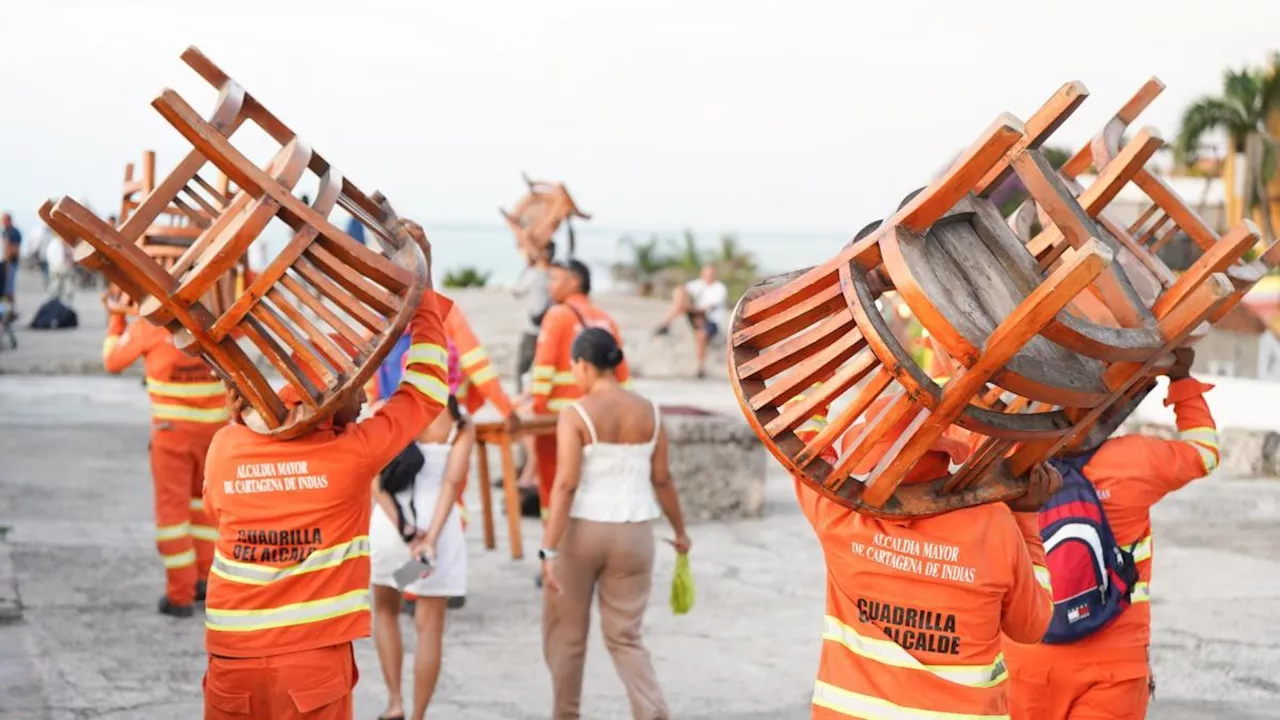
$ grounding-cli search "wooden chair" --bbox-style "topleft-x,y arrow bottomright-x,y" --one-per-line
51,47 -> 430,439
729,108 -> 1237,518
500,174 -> 591,257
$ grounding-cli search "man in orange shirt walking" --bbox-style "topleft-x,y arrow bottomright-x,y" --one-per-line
103,299 -> 228,618
1005,349 -> 1219,719
796,397 -> 1059,719
200,222 -> 451,720
530,259 -> 630,515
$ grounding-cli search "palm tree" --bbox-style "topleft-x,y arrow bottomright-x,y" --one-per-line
612,235 -> 675,296
1176,56 -> 1280,242
667,229 -> 704,275
710,233 -> 760,302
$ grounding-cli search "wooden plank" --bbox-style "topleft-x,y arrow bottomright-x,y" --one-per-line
250,299 -> 337,390
1133,169 -> 1219,252
747,330 -> 865,411
240,316 -> 321,410
474,442 -> 496,551
278,272 -> 373,360
1153,220 -> 1260,318
169,196 -> 279,308
498,441 -> 523,560
265,287 -> 356,374
977,81 -> 1089,195
191,173 -> 231,209
764,347 -> 877,439
292,255 -> 384,334
305,243 -> 399,316
798,365 -> 893,469
733,281 -> 844,350
1136,213 -> 1171,247
901,114 -> 1025,233
1127,203 -> 1161,236
826,390 -> 914,493
150,89 -> 410,291
737,313 -> 857,381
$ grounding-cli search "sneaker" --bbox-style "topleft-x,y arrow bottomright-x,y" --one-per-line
195,580 -> 207,603
158,596 -> 194,618
447,596 -> 466,610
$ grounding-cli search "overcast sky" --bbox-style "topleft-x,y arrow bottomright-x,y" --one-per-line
3,0 -> 1280,240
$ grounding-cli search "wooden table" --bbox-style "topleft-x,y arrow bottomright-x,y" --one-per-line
472,415 -> 558,560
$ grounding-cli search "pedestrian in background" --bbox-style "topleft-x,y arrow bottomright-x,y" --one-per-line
2,213 -> 23,314
540,328 -> 690,720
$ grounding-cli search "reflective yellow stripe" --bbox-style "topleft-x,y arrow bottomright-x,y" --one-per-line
146,378 -> 226,398
460,347 -> 487,368
189,498 -> 204,512
552,372 -> 576,385
191,525 -> 219,542
548,398 -> 574,412
1132,581 -> 1150,603
799,417 -> 829,435
404,343 -> 448,369
103,335 -> 120,358
151,403 -> 230,423
205,588 -> 369,632
1130,535 -> 1152,563
1179,426 -> 1219,472
821,616 -> 1007,688
469,365 -> 499,385
621,379 -> 633,389
532,365 -> 555,379
813,680 -> 1009,719
401,370 -> 448,404
530,382 -> 552,394
1033,564 -> 1053,593
155,522 -> 191,542
161,549 -> 196,569
210,537 -> 371,587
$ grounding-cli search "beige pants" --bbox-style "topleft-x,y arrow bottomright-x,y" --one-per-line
543,519 -> 669,720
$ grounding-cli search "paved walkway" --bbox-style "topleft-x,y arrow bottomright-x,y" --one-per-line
2,376 -> 1280,718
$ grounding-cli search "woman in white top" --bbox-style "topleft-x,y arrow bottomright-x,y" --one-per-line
540,328 -> 691,720
370,396 -> 473,720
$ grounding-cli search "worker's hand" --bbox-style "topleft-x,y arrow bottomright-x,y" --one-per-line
665,533 -> 692,555
1008,463 -> 1062,512
541,558 -> 562,594
391,219 -> 432,286
504,412 -> 522,434
1166,348 -> 1195,381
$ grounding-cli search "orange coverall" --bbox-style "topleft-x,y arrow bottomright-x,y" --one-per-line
200,291 -> 450,720
104,313 -> 228,606
796,397 -> 1053,718
1004,377 -> 1219,720
530,293 -> 630,512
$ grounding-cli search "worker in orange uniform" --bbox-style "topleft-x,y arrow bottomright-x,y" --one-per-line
530,259 -> 629,515
1004,348 -> 1218,720
103,298 -> 228,618
795,396 -> 1060,719
200,222 -> 450,720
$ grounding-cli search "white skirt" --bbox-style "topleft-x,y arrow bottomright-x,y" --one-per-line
370,447 -> 467,596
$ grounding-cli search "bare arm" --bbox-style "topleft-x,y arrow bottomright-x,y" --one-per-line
542,411 -> 586,553
651,424 -> 690,551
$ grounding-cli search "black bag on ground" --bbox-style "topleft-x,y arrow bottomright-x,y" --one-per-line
29,298 -> 77,330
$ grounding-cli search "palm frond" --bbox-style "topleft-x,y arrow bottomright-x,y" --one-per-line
1176,97 -> 1245,164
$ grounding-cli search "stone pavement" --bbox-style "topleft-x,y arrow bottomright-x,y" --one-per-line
1,376 -> 1280,719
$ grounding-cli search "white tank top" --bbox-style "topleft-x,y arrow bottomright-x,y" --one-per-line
568,401 -> 663,523
392,442 -> 452,531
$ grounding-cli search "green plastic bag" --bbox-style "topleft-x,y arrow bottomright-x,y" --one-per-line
670,553 -> 695,615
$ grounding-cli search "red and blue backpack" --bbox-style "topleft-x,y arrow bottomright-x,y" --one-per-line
1039,452 -> 1141,644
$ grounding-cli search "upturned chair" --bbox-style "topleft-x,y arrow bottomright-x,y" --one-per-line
500,174 -> 591,257
730,103 -> 1237,518
49,47 -> 430,438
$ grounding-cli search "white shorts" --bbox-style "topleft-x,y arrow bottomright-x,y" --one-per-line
370,500 -> 467,597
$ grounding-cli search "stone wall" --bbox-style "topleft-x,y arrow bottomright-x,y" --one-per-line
1121,420 -> 1280,478
665,413 -> 766,521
